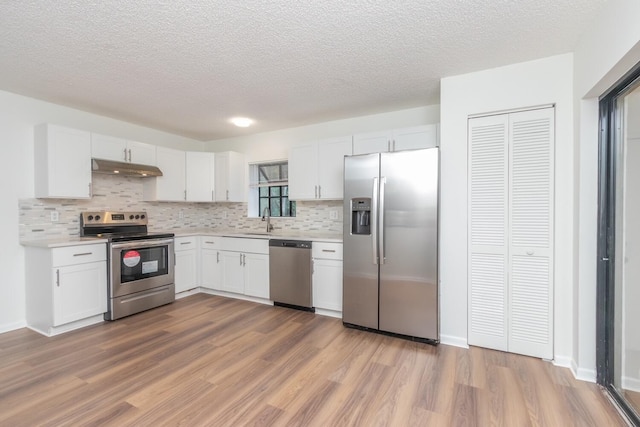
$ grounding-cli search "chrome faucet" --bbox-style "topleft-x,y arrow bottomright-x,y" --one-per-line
262,207 -> 274,233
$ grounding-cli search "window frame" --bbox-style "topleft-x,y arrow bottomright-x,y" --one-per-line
248,160 -> 296,218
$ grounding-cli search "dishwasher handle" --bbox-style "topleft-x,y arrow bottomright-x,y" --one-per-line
269,240 -> 312,249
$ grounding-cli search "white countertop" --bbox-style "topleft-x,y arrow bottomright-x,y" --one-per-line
21,237 -> 108,248
168,228 -> 342,243
21,229 -> 342,247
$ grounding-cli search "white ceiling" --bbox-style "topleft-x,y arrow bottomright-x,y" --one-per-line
0,1 -> 606,141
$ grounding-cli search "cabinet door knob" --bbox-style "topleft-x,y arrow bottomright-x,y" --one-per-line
56,269 -> 60,287
123,148 -> 128,161
217,252 -> 220,263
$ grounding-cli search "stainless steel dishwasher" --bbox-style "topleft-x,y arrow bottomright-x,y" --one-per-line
269,239 -> 314,311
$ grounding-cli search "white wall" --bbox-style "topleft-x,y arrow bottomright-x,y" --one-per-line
572,0 -> 640,381
439,54 -> 575,353
206,105 -> 440,162
0,90 -> 202,333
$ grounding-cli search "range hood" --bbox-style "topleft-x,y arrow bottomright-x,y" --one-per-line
91,158 -> 163,177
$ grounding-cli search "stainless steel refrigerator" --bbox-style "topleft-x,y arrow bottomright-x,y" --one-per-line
343,148 -> 439,342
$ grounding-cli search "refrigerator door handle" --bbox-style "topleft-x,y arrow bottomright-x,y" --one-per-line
379,176 -> 386,264
372,176 -> 379,265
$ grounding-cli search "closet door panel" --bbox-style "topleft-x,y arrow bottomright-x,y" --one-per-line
467,115 -> 509,351
508,108 -> 554,359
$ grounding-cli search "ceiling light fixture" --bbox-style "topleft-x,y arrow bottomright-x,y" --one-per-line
230,117 -> 254,128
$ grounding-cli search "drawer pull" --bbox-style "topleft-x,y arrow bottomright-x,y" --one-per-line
205,241 -> 215,244
73,252 -> 93,257
180,242 -> 192,245
322,249 -> 336,253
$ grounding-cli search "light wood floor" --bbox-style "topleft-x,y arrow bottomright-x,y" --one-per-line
0,294 -> 626,426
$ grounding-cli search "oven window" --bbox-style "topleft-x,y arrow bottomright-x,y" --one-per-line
120,245 -> 169,283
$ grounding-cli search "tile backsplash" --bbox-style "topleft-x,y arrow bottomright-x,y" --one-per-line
19,174 -> 343,241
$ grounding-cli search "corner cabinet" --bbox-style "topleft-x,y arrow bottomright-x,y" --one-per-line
215,151 -> 245,202
312,242 -> 343,316
353,124 -> 439,155
34,124 -> 92,199
289,136 -> 352,200
25,243 -> 107,336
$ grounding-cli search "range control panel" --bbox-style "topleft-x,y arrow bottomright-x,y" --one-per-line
81,211 -> 148,226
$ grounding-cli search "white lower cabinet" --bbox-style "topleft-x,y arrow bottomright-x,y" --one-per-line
174,236 -> 198,293
199,237 -> 223,290
312,242 -> 343,315
220,251 -> 246,294
54,262 -> 107,326
243,253 -> 269,298
25,243 -> 107,336
219,238 -> 270,298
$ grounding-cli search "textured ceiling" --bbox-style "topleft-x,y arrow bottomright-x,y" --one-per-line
0,1 -> 606,141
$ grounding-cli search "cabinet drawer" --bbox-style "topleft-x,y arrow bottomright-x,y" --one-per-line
199,236 -> 225,249
224,237 -> 269,254
312,242 -> 343,260
52,244 -> 106,267
175,236 -> 197,251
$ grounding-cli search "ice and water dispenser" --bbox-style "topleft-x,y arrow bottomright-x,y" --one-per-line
351,198 -> 371,235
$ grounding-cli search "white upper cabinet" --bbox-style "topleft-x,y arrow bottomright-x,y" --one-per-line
91,133 -> 156,165
289,136 -> 352,201
90,133 -> 127,161
127,140 -> 156,165
34,124 -> 92,199
215,151 -> 245,202
185,152 -> 215,202
143,146 -> 186,201
288,142 -> 318,200
353,124 -> 439,155
351,131 -> 391,155
393,125 -> 439,151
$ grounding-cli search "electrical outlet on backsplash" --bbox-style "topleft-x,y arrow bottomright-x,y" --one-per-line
19,174 -> 343,241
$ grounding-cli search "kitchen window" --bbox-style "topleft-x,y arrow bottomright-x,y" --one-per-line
249,161 -> 296,218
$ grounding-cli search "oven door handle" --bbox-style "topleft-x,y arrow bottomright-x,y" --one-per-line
110,238 -> 175,250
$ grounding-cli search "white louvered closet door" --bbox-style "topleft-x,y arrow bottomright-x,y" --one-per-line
468,114 -> 509,352
508,108 -> 554,359
468,107 -> 554,359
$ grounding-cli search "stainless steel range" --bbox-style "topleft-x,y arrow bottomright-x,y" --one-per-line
80,211 -> 175,320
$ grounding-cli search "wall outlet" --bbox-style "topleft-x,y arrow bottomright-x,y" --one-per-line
50,211 -> 59,222
222,211 -> 227,219
178,210 -> 184,220
329,210 -> 339,220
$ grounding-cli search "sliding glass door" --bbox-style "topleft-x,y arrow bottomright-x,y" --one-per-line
598,64 -> 640,424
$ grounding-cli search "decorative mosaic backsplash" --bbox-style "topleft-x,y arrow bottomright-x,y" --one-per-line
19,174 -> 343,241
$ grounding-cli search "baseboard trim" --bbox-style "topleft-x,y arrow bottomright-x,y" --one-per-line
552,356 -> 596,383
622,376 -> 640,392
0,320 -> 27,335
199,288 -> 273,306
440,334 -> 469,348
